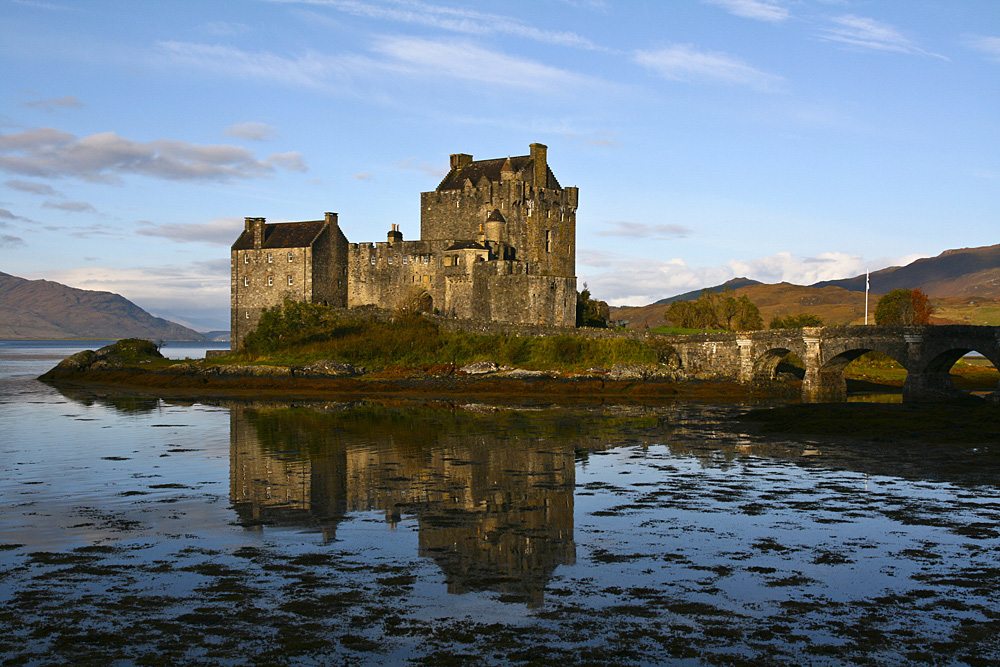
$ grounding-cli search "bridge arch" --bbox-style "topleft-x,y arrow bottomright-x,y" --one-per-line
903,344 -> 1000,401
751,346 -> 807,381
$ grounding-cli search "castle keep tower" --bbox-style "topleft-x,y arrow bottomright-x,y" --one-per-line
231,143 -> 577,350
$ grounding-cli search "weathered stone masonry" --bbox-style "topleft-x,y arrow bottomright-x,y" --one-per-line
231,144 -> 577,349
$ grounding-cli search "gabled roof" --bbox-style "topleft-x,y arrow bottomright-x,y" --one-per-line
436,155 -> 561,191
445,240 -> 487,251
231,220 -> 327,251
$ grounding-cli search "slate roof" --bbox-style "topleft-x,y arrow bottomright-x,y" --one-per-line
231,220 -> 327,251
445,240 -> 487,251
486,209 -> 506,223
436,155 -> 561,191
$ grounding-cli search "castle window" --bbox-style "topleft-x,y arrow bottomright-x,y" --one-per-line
267,253 -> 273,263
370,256 -> 376,265
423,255 -> 429,264
287,252 -> 293,262
245,311 -> 249,319
388,256 -> 393,265
243,277 -> 249,287
267,275 -> 273,286
288,275 -> 293,285
244,254 -> 249,264
545,230 -> 552,253
402,255 -> 408,264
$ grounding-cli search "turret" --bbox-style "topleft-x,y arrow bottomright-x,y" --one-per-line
485,209 -> 505,245
530,143 -> 547,188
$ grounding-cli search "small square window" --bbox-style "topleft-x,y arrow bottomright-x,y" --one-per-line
402,255 -> 408,264
287,275 -> 293,285
245,311 -> 250,319
267,253 -> 273,263
267,275 -> 273,286
243,277 -> 249,287
371,256 -> 377,265
244,254 -> 249,264
287,252 -> 293,262
388,256 -> 393,265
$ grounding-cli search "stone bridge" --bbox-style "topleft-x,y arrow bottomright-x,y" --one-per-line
658,325 -> 1000,402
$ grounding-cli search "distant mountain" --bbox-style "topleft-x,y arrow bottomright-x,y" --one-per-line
812,244 -> 1000,298
201,330 -> 231,342
0,271 -> 206,340
653,277 -> 763,305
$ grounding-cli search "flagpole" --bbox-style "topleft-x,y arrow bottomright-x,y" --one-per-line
865,269 -> 869,325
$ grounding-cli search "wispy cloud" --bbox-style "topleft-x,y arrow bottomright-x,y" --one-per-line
199,21 -> 251,37
819,15 -> 947,59
0,233 -> 25,247
372,36 -> 596,92
269,0 -> 602,50
0,207 -> 34,223
136,217 -> 244,245
20,95 -> 85,111
354,172 -> 375,180
595,221 -> 693,239
225,121 -> 278,140
964,34 -> 1000,63
564,131 -> 620,147
0,127 -> 307,183
42,199 -> 95,213
4,179 -> 61,196
396,156 -> 447,178
634,44 -> 785,92
703,0 -> 789,23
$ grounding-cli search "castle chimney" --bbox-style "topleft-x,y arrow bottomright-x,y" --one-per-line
324,211 -> 338,226
387,223 -> 403,246
246,217 -> 265,249
530,143 -> 547,188
450,153 -> 473,171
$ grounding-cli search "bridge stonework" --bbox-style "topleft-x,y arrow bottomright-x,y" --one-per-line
658,325 -> 1000,403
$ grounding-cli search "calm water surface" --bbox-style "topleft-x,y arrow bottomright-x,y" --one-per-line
1,341 -> 998,666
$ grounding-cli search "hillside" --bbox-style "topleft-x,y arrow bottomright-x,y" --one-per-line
813,244 -> 1000,298
614,283 -> 1000,330
0,271 -> 206,340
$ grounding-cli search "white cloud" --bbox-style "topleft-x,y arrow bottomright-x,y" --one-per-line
269,0 -> 602,50
0,127 -> 306,183
225,121 -> 277,141
354,172 -> 375,180
595,221 -> 693,239
634,44 -> 785,92
819,15 -> 947,59
396,157 -> 448,178
703,0 -> 789,23
38,263 -> 230,316
563,131 -> 620,147
579,249 -> 924,306
42,199 -> 95,213
160,37 -> 596,95
4,179 -> 61,196
964,34 -> 1000,63
372,36 -> 596,92
267,151 -> 308,172
135,216 -> 244,245
20,95 -> 85,111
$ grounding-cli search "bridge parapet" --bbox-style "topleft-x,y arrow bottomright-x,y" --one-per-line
661,325 -> 1000,402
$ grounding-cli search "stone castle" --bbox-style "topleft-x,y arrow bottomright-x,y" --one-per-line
230,143 -> 578,349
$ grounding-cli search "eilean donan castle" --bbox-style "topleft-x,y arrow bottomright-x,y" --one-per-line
230,143 -> 578,349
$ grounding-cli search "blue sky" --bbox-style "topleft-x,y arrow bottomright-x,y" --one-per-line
1,0 -> 998,331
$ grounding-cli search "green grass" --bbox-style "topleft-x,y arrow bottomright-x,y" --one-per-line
221,302 -> 674,371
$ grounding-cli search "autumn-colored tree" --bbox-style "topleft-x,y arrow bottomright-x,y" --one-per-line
664,288 -> 762,331
874,288 -> 933,325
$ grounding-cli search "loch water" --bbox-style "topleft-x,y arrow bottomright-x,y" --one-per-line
1,341 -> 998,666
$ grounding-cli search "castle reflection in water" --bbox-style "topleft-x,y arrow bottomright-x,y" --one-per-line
228,404 -> 609,605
